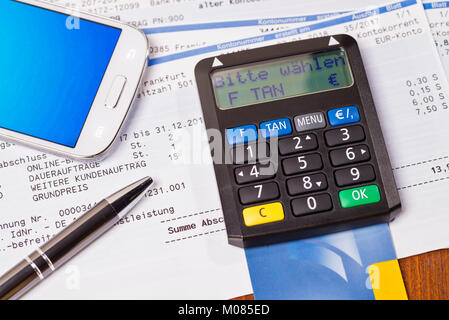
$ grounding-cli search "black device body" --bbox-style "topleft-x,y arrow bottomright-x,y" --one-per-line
195,35 -> 400,248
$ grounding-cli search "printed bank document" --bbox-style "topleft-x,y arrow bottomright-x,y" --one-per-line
423,1 -> 449,74
148,0 -> 449,259
43,0 -> 388,30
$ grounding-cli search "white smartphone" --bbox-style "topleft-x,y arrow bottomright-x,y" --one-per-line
0,0 -> 149,159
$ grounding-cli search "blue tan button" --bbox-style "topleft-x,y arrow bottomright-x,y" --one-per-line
328,106 -> 360,126
242,202 -> 284,226
260,118 -> 292,139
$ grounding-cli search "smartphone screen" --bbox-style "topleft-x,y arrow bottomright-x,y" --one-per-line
0,1 -> 122,148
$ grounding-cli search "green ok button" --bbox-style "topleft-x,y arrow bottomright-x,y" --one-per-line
339,185 -> 381,208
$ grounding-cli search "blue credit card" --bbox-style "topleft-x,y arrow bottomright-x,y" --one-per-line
245,223 -> 397,300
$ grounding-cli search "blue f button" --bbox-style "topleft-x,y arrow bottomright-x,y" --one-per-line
226,125 -> 258,145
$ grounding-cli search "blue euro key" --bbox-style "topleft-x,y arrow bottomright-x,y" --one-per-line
328,106 -> 360,126
226,125 -> 258,145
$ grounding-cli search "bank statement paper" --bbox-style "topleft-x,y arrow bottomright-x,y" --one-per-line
0,0 -> 446,299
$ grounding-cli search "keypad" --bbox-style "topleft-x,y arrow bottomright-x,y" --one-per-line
228,105 -> 381,226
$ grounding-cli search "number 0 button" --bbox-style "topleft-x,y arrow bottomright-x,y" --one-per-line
291,194 -> 332,217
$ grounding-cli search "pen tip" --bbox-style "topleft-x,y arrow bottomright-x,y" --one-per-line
134,176 -> 154,190
107,176 -> 154,214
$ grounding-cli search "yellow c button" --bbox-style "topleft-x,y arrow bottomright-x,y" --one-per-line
243,202 -> 284,227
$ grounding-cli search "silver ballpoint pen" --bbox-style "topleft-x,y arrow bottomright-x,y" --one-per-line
0,176 -> 153,300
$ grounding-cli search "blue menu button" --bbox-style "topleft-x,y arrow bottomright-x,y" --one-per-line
328,106 -> 360,126
226,125 -> 258,145
260,118 -> 292,139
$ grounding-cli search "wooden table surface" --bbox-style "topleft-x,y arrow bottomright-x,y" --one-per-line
234,249 -> 449,300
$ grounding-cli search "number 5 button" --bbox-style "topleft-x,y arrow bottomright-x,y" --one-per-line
282,153 -> 323,175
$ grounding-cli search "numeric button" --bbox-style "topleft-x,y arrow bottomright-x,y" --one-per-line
329,145 -> 370,166
278,134 -> 318,155
287,173 -> 328,196
291,194 -> 333,216
239,182 -> 280,205
282,153 -> 323,175
334,165 -> 376,187
232,143 -> 270,164
235,162 -> 276,184
325,126 -> 365,147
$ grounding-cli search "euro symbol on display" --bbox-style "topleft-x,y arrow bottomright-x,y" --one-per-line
328,73 -> 340,87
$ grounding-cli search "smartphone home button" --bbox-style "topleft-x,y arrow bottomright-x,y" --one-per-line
105,75 -> 127,109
